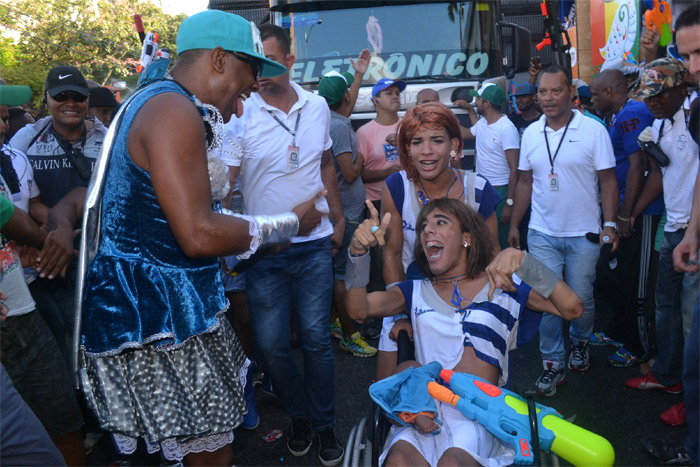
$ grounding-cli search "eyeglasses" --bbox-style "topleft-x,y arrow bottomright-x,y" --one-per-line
51,91 -> 88,103
231,52 -> 261,79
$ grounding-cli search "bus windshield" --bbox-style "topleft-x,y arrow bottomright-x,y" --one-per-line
278,2 -> 502,84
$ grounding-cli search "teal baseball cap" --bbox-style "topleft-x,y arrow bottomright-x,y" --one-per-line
318,71 -> 354,106
176,10 -> 286,78
0,85 -> 32,106
469,82 -> 506,106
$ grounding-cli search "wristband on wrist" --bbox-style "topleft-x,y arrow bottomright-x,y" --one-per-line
603,221 -> 618,231
617,214 -> 630,222
345,252 -> 370,290
515,252 -> 559,299
392,313 -> 409,323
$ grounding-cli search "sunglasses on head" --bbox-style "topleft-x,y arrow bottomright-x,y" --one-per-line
231,52 -> 261,79
51,91 -> 88,102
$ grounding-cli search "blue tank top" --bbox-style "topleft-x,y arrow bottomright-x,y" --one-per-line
81,80 -> 226,356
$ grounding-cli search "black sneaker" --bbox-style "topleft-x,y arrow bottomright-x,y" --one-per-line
287,418 -> 312,457
317,427 -> 344,466
363,318 -> 382,340
647,443 -> 695,466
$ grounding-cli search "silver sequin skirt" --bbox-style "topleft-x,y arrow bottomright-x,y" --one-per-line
80,313 -> 248,460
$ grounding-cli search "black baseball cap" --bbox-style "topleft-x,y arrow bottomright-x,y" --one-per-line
89,87 -> 118,108
45,66 -> 89,97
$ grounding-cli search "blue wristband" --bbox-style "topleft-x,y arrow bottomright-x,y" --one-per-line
392,313 -> 409,323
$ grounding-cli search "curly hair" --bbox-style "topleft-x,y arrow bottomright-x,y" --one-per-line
414,198 -> 494,279
396,102 -> 463,181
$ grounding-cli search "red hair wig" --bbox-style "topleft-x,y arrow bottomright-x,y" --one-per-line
396,102 -> 463,181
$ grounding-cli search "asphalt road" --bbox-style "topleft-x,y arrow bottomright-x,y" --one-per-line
87,325 -> 688,467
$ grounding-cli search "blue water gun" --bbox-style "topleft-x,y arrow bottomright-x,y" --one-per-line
428,369 -> 615,466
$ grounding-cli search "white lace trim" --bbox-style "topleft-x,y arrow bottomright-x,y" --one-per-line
112,431 -> 235,461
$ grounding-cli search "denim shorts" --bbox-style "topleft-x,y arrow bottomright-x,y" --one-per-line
0,311 -> 84,437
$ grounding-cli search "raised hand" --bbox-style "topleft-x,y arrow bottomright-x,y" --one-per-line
349,200 -> 391,256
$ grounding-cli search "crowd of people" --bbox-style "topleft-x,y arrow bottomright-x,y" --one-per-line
0,4 -> 698,466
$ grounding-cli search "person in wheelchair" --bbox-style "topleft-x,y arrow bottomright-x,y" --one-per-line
346,198 -> 583,466
377,102 -> 501,381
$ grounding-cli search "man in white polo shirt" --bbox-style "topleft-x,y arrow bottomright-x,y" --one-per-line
461,83 -> 520,249
223,24 -> 345,466
508,65 -> 619,397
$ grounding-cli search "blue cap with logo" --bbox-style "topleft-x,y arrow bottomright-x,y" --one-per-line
371,78 -> 407,98
177,10 -> 286,78
512,81 -> 537,96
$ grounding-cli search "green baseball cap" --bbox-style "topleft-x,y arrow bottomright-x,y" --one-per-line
630,57 -> 695,100
176,10 -> 286,78
469,82 -> 505,106
318,71 -> 354,106
0,85 -> 32,106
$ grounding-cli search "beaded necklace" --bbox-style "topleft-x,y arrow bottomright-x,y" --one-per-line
416,167 -> 459,206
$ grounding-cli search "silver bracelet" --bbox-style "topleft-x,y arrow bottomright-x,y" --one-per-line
515,252 -> 559,299
345,252 -> 371,290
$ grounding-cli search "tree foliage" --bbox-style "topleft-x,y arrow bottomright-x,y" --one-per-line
0,0 -> 185,104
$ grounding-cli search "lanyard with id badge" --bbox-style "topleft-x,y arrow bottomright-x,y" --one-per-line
544,113 -> 573,191
267,108 -> 302,169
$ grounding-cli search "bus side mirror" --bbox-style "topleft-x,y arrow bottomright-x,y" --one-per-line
498,22 -> 532,78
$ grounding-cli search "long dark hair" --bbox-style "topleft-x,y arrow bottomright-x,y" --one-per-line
414,198 -> 494,279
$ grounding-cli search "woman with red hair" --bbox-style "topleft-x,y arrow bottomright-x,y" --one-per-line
376,102 -> 501,380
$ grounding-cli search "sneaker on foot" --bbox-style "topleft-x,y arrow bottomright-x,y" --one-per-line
317,427 -> 344,466
608,347 -> 637,368
536,361 -> 566,397
568,341 -> 590,372
590,331 -> 622,347
242,382 -> 259,430
626,373 -> 683,394
287,418 -> 312,457
363,318 -> 382,340
340,332 -> 378,358
330,318 -> 342,340
647,444 -> 695,466
660,402 -> 687,427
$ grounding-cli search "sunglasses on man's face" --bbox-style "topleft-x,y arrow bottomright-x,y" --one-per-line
51,91 -> 88,103
231,52 -> 261,80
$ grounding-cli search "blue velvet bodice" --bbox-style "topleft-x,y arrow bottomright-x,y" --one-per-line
81,80 -> 226,356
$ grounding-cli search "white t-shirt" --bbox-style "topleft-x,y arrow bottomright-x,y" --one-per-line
653,93 -> 700,232
4,145 -> 39,212
4,144 -> 40,284
221,81 -> 333,243
519,110 -> 616,237
471,115 -> 520,186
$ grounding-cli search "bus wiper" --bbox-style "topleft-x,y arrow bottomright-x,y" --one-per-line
402,74 -> 455,82
298,74 -> 455,87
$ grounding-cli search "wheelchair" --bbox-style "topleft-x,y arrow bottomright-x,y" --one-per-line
343,331 -> 553,467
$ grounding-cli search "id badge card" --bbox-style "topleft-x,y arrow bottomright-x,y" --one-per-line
549,173 -> 559,191
288,145 -> 300,169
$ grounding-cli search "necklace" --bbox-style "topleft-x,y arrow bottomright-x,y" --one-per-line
164,73 -> 241,158
433,273 -> 471,311
417,167 -> 459,206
